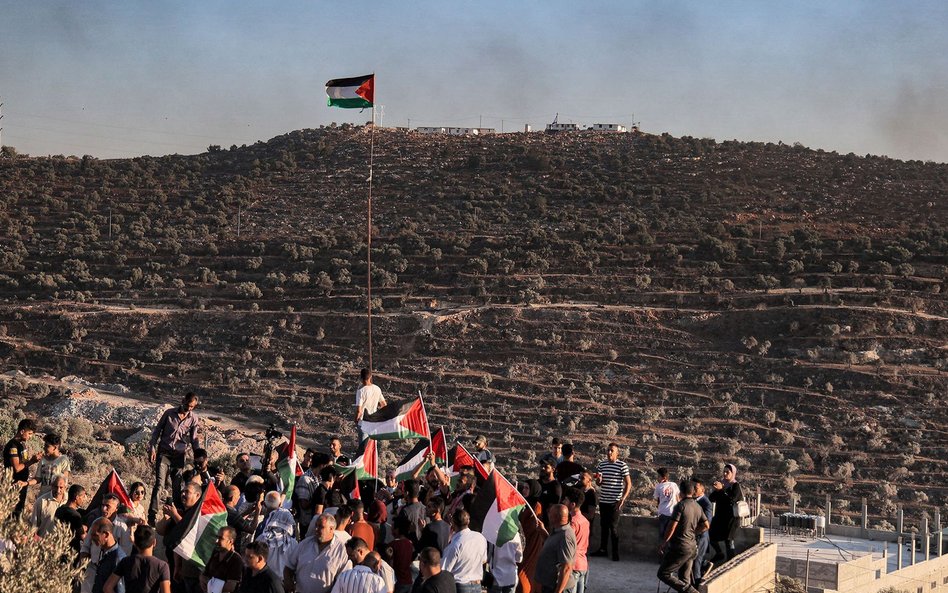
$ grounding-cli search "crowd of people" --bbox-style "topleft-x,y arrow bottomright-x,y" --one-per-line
4,371 -> 747,593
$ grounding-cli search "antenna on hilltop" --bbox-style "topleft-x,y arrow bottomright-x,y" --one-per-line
0,99 -> 4,154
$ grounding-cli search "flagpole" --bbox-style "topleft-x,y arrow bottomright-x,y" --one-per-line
367,99 -> 376,372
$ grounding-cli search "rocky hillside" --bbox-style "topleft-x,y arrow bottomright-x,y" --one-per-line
0,126 -> 945,523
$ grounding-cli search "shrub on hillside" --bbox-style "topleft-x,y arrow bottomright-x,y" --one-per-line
0,470 -> 85,592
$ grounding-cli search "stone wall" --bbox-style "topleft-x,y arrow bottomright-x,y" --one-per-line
590,514 -> 764,560
702,543 -> 777,593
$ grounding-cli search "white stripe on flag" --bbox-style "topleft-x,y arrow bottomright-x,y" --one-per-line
327,86 -> 362,100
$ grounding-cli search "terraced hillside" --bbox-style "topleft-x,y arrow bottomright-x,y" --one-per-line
0,126 -> 945,523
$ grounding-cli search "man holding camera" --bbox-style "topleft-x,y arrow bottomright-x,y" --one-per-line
147,392 -> 201,525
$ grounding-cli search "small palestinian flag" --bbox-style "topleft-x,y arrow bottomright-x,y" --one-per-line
394,439 -> 430,483
469,470 -> 528,547
326,74 -> 374,109
336,438 -> 378,481
429,427 -> 448,467
394,427 -> 449,482
170,482 -> 228,570
359,396 -> 430,441
447,442 -> 489,488
277,426 -> 302,495
338,470 -> 361,502
88,468 -> 133,513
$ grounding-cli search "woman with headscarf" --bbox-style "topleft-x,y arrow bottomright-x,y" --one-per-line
516,479 -> 547,593
708,462 -> 744,564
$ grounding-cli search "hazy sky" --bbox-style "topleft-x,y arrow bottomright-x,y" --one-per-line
2,1 -> 947,161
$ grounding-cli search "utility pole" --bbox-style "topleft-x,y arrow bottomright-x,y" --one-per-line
479,114 -> 482,128
0,99 -> 4,153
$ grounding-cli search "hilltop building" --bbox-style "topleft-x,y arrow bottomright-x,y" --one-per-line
415,127 -> 494,136
589,123 -> 627,132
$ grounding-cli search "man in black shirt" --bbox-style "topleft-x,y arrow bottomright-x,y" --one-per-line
554,443 -> 585,487
238,541 -> 284,593
202,526 -> 244,593
579,472 -> 598,527
104,525 -> 170,593
56,484 -> 88,554
657,480 -> 709,593
4,418 -> 42,517
231,453 -> 253,493
419,497 -> 450,553
411,547 -> 455,593
537,459 -> 562,527
312,466 -> 343,515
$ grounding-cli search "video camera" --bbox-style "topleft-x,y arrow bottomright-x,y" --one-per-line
265,425 -> 283,441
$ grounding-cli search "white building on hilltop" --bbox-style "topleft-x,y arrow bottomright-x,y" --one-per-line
589,123 -> 627,132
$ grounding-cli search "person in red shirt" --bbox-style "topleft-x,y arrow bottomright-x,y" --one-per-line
348,500 -> 378,551
563,487 -> 590,593
386,517 -> 415,593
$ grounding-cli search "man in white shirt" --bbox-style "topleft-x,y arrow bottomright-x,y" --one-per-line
490,532 -> 523,593
355,369 -> 386,442
440,509 -> 487,593
33,473 -> 68,536
285,513 -> 352,593
332,537 -> 387,593
654,468 -> 681,539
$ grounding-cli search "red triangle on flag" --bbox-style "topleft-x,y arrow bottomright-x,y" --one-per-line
493,471 -> 528,513
89,468 -> 133,511
397,397 -> 430,439
355,76 -> 374,104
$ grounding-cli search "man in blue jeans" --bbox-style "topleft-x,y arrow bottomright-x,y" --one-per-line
691,478 -> 714,585
147,392 -> 200,524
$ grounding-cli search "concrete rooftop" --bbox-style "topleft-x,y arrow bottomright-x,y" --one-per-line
765,529 -> 929,572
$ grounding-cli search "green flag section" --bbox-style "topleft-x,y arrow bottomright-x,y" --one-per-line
469,470 -> 528,547
337,438 -> 378,481
326,74 -> 374,109
172,482 -> 228,570
359,397 -> 430,441
88,468 -> 133,514
277,425 -> 301,495
447,442 -> 489,488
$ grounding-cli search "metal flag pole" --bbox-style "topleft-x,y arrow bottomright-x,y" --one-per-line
367,92 -> 376,372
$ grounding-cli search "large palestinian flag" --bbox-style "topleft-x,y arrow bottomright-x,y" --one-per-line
469,470 -> 528,547
447,442 -> 489,488
88,468 -> 133,513
326,74 -> 374,109
359,396 -> 429,441
277,425 -> 302,495
170,482 -> 228,570
337,438 -> 378,481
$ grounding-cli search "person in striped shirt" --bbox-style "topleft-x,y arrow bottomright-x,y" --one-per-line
591,443 -> 631,561
332,537 -> 387,593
